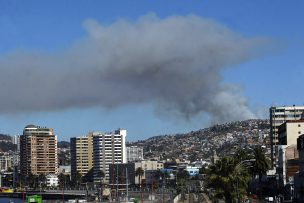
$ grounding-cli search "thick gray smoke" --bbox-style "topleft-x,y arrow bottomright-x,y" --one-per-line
0,14 -> 264,123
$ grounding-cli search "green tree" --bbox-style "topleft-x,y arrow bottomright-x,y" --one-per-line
207,156 -> 250,203
74,171 -> 83,188
135,167 -> 144,187
58,173 -> 66,188
97,170 -> 105,199
2,174 -> 13,187
38,174 -> 46,189
233,148 -> 252,163
250,146 -> 270,182
176,170 -> 190,198
26,173 -> 37,188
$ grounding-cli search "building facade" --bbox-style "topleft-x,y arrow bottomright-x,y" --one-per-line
70,133 -> 93,181
108,163 -> 135,187
46,174 -> 59,187
134,160 -> 164,184
93,129 -> 127,183
20,124 -> 58,176
294,134 -> 304,201
277,120 -> 304,186
0,153 -> 13,172
270,106 -> 304,167
127,146 -> 143,162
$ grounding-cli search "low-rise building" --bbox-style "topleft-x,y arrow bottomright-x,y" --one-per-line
127,146 -> 143,162
185,166 -> 199,177
134,160 -> 164,184
46,174 -> 59,187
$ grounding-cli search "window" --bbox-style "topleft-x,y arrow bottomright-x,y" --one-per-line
299,131 -> 301,134
299,124 -> 301,127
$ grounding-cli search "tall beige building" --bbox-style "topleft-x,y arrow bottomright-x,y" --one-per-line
20,124 -> 58,176
70,132 -> 94,181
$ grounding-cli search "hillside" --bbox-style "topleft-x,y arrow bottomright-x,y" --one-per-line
0,134 -> 16,152
128,119 -> 270,161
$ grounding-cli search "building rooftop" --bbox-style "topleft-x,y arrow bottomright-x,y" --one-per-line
25,124 -> 37,128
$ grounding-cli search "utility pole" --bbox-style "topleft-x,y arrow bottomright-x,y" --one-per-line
126,168 -> 129,201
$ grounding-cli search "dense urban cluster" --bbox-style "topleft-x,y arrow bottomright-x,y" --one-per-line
1,106 -> 304,202
132,119 -> 269,161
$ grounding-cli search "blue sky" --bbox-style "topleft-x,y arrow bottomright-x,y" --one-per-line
0,1 -> 303,141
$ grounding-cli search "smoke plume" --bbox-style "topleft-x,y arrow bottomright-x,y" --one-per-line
0,14 -> 265,123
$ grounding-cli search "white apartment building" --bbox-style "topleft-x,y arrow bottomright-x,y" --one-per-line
93,129 -> 126,183
270,106 -> 304,167
127,146 -> 143,162
12,135 -> 20,152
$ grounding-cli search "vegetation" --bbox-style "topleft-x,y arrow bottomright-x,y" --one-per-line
250,146 -> 270,182
206,146 -> 270,203
128,119 -> 269,161
135,167 -> 144,187
176,170 -> 191,198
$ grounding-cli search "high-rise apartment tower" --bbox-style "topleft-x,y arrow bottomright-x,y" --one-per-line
93,129 -> 126,182
20,124 -> 58,176
70,132 -> 94,181
270,106 -> 304,167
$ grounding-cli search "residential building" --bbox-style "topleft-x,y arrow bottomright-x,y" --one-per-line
59,165 -> 71,176
20,124 -> 58,176
108,163 -> 135,187
294,134 -> 304,201
134,160 -> 164,184
70,133 -> 93,181
46,174 -> 59,187
0,153 -> 13,171
93,129 -> 127,183
185,166 -> 200,177
127,146 -> 143,162
12,135 -> 20,152
278,120 -> 304,185
270,106 -> 304,167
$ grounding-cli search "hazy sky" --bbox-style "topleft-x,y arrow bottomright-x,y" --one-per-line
0,1 -> 303,141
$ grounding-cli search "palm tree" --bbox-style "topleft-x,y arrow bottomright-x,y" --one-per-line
135,167 -> 144,187
207,156 -> 250,203
135,167 -> 144,203
249,146 -> 270,182
233,148 -> 252,163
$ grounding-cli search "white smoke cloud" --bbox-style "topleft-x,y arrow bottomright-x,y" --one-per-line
0,14 -> 267,123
